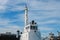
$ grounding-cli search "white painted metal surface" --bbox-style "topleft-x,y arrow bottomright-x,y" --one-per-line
20,5 -> 41,40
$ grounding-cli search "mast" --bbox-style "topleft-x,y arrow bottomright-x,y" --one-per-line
25,5 -> 28,26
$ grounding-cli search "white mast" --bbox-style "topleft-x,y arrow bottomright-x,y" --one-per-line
25,5 -> 28,26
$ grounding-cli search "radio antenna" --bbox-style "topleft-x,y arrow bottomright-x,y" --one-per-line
24,0 -> 28,26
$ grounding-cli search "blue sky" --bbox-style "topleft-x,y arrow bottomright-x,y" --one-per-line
0,0 -> 60,37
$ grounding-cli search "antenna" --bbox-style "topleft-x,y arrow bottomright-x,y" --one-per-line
25,0 -> 28,26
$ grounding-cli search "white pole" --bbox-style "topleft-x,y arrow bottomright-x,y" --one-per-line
25,5 -> 28,26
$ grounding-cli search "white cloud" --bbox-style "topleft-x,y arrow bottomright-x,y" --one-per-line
39,27 -> 54,31
0,18 -> 23,33
0,6 -> 7,13
0,0 -> 26,12
0,0 -> 8,12
6,0 -> 26,11
0,18 -> 10,25
10,6 -> 25,11
28,0 -> 60,11
0,25 -> 21,33
29,1 -> 49,10
38,20 -> 57,25
0,0 -> 8,5
0,0 -> 60,12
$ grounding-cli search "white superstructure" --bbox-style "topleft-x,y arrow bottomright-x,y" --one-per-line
20,5 -> 41,40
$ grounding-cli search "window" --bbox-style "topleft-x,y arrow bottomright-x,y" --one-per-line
26,26 -> 29,29
30,26 -> 37,30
